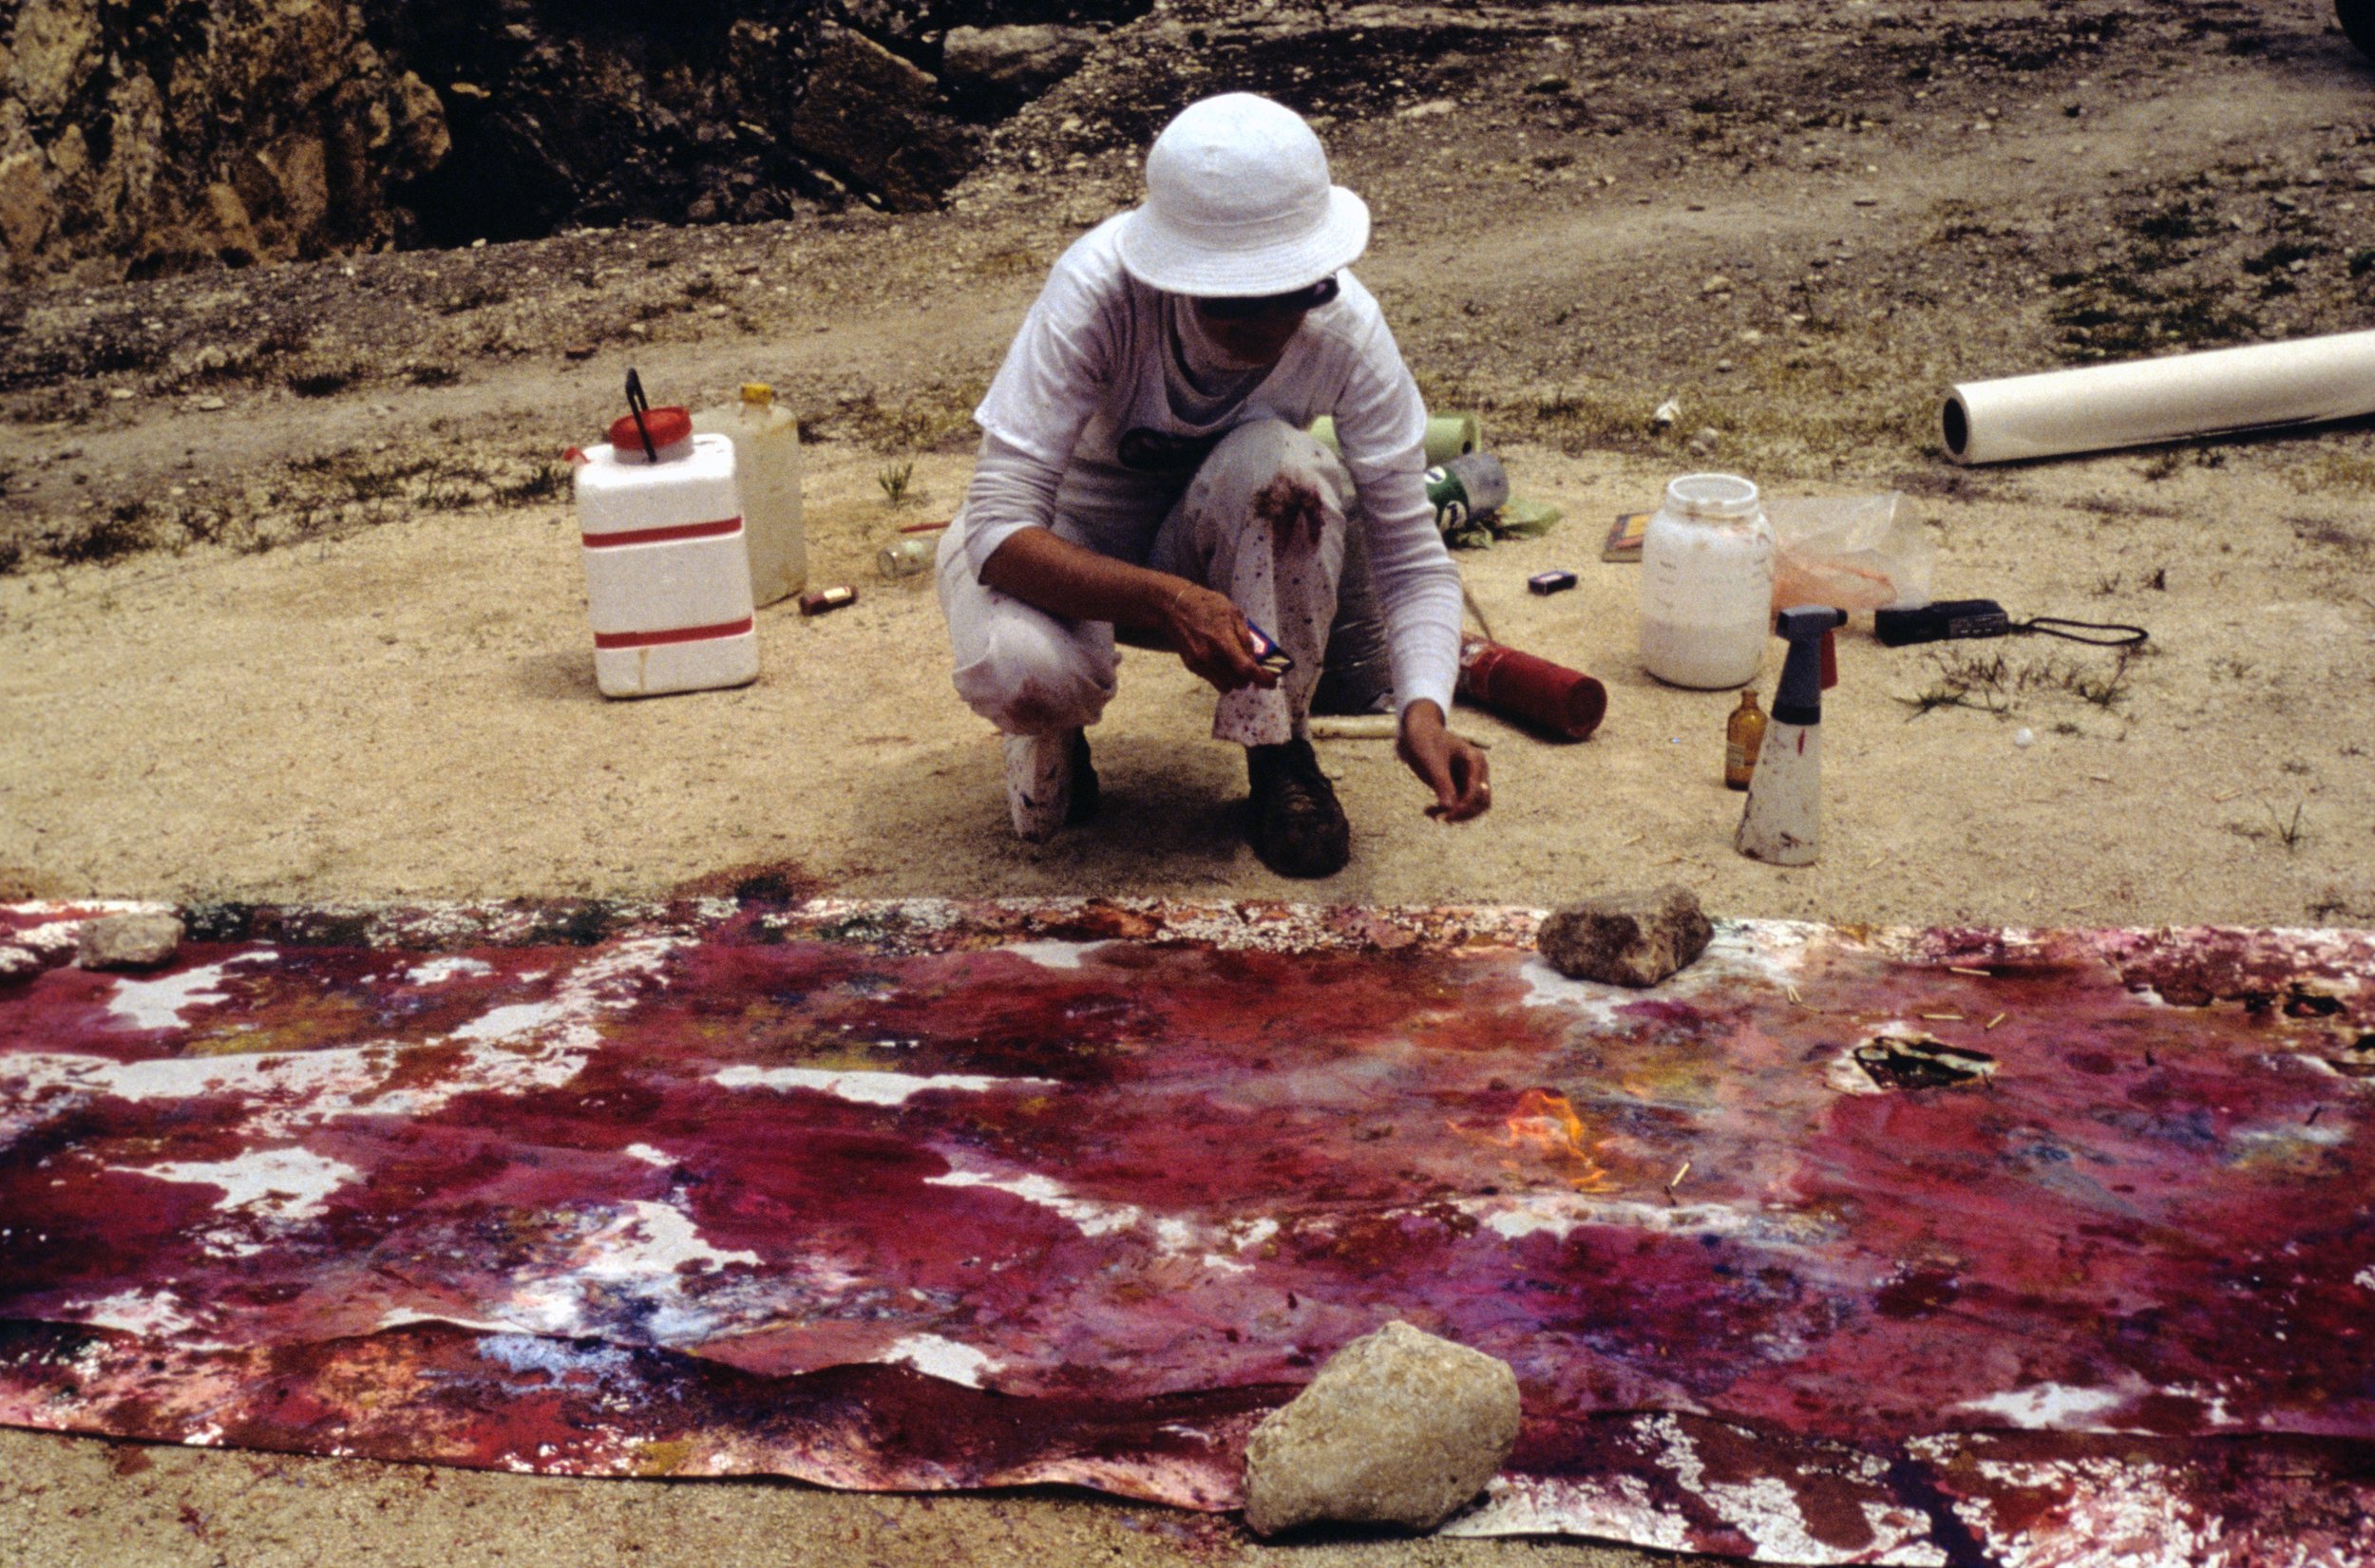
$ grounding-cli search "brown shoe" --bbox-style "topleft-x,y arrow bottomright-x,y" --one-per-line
1246,738 -> 1350,878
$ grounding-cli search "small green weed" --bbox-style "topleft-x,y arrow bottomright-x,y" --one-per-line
877,461 -> 916,506
2062,657 -> 2132,709
1897,650 -> 2010,719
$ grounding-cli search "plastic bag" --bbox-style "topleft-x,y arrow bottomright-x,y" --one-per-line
1767,493 -> 1933,613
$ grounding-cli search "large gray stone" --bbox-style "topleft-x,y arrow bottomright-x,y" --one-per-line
76,913 -> 183,971
1242,1320 -> 1520,1537
943,24 -> 1096,97
1538,884 -> 1712,988
785,23 -> 978,212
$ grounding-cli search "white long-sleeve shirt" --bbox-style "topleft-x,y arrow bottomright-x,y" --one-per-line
957,217 -> 1463,717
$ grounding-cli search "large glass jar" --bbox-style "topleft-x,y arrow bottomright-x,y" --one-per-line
1638,472 -> 1776,689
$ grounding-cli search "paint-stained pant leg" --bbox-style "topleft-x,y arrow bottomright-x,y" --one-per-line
1150,419 -> 1353,747
937,515 -> 1120,735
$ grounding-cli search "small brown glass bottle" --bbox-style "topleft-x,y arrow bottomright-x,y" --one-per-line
1724,690 -> 1767,791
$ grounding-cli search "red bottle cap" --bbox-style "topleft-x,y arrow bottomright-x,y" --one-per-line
606,405 -> 692,456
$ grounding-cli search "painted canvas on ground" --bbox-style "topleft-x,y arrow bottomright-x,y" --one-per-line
1,897 -> 2370,1565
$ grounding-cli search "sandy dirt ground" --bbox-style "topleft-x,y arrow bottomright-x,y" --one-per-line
5,3 -> 2375,1564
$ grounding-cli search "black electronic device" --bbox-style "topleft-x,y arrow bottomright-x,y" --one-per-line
1875,599 -> 2147,650
1874,599 -> 2015,646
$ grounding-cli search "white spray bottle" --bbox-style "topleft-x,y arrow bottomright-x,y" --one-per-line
1736,606 -> 1848,866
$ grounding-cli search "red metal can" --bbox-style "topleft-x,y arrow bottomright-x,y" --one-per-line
1456,636 -> 1607,741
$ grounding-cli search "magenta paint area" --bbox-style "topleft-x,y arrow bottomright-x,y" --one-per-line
2,899 -> 2372,1564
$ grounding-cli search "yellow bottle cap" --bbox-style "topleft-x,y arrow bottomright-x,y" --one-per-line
740,383 -> 773,405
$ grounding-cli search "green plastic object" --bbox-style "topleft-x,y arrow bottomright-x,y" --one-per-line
1308,412 -> 1482,465
1442,496 -> 1563,551
1494,498 -> 1564,538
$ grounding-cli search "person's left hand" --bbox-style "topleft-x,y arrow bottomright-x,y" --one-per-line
1396,700 -> 1492,822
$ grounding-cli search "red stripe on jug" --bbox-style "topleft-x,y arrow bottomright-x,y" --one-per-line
594,616 -> 755,650
581,516 -> 743,548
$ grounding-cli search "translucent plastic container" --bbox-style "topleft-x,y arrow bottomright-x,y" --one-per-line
1639,472 -> 1776,690
692,383 -> 805,607
575,412 -> 758,699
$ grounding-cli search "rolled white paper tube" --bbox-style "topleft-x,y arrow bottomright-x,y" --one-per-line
1940,330 -> 2375,465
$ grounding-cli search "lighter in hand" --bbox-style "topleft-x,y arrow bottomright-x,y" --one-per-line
1244,619 -> 1293,677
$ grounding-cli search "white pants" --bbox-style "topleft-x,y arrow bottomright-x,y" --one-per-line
938,420 -> 1355,748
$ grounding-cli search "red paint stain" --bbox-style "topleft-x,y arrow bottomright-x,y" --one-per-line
1,906 -> 2370,1548
1251,476 -> 1323,549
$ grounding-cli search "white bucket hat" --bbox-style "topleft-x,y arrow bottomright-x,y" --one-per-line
1115,93 -> 1370,298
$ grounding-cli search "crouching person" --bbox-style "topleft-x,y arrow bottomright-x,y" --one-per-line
937,92 -> 1491,877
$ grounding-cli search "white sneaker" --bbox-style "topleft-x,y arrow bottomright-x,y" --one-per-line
1003,729 -> 1082,842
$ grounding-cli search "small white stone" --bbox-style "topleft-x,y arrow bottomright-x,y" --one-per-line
2013,727 -> 2035,748
77,914 -> 185,971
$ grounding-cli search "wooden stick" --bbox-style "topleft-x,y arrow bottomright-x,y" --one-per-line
1306,715 -> 1492,748
1307,715 -> 1399,740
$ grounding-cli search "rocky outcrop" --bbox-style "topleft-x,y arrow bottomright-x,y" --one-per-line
354,1 -> 830,245
785,24 -> 981,215
0,0 -> 1144,284
1,0 -> 452,282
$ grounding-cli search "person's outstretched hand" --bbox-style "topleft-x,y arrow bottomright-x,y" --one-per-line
1161,581 -> 1279,694
1396,699 -> 1492,821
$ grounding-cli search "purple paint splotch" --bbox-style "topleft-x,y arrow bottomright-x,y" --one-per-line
2,899 -> 2371,1564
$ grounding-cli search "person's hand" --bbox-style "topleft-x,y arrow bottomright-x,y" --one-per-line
1159,579 -> 1279,694
1396,700 -> 1492,821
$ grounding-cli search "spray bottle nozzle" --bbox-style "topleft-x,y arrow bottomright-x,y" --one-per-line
1772,605 -> 1848,725
1776,606 -> 1849,642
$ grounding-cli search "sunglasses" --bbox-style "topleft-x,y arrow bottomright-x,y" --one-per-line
1194,274 -> 1340,321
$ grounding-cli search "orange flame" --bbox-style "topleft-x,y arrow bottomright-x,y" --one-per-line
1452,1088 -> 1616,1193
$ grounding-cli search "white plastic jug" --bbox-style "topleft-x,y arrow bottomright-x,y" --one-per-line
692,384 -> 805,607
1639,472 -> 1776,690
575,406 -> 759,699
